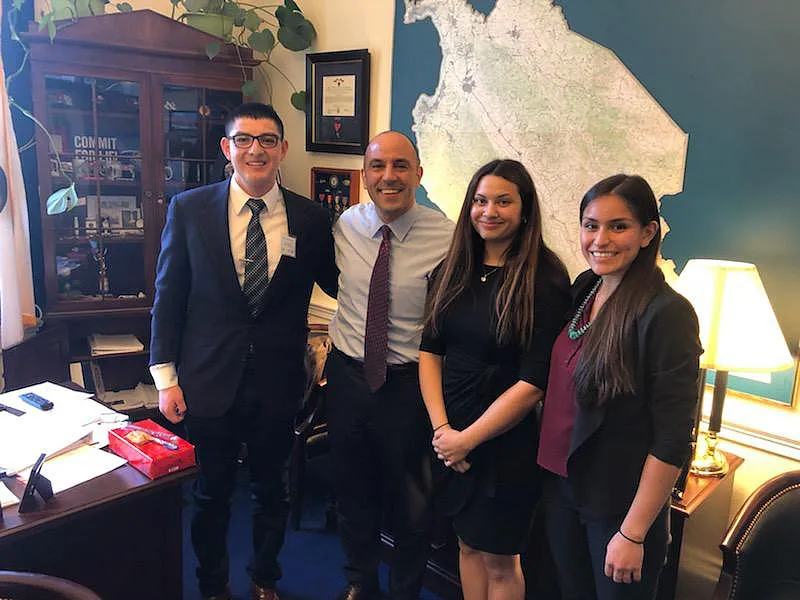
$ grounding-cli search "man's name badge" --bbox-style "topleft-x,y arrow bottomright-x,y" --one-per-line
281,234 -> 297,258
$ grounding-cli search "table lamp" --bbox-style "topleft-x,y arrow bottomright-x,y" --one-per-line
674,259 -> 793,477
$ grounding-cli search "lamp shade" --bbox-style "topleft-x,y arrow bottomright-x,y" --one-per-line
674,259 -> 793,372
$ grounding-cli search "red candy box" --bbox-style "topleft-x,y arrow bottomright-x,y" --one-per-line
109,419 -> 195,479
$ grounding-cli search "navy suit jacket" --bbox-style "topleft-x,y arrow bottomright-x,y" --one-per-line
149,179 -> 337,419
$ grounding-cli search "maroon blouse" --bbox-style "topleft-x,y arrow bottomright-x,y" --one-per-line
537,295 -> 594,477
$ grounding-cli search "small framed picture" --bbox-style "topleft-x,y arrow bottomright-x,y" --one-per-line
310,167 -> 360,223
306,49 -> 370,155
86,195 -> 137,230
121,209 -> 138,229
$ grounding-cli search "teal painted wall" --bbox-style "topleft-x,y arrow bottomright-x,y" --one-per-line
392,0 -> 799,402
556,0 -> 799,348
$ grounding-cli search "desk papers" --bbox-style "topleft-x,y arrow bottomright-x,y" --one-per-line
88,334 -> 144,356
0,381 -> 130,505
0,418 -> 90,476
18,444 -> 127,494
0,480 -> 17,508
0,382 -> 127,475
0,445 -> 128,508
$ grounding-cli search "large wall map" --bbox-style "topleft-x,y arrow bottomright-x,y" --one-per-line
391,0 -> 800,404
394,0 -> 686,278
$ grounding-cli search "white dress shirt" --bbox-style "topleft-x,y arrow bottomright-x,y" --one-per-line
330,202 -> 455,364
150,177 -> 288,390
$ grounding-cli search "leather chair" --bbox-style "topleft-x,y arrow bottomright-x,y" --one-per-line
0,571 -> 103,599
713,469 -> 800,600
288,330 -> 336,531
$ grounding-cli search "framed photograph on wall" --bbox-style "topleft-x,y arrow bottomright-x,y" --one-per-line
306,49 -> 370,155
311,167 -> 360,223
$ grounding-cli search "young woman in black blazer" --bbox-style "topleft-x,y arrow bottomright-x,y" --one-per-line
537,174 -> 702,599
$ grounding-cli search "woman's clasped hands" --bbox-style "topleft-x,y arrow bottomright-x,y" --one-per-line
432,424 -> 473,473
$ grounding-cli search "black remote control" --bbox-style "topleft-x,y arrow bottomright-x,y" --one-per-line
19,392 -> 54,411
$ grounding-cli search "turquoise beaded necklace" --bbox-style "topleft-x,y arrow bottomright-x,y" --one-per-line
567,278 -> 602,341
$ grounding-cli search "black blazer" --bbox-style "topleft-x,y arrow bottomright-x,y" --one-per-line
565,270 -> 701,518
149,179 -> 337,420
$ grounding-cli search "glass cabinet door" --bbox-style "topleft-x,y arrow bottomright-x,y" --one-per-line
162,85 -> 243,197
44,74 -> 145,304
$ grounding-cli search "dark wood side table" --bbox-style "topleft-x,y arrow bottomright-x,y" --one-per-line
0,464 -> 195,600
657,451 -> 743,600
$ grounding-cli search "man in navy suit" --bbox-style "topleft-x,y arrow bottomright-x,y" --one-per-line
150,103 -> 337,600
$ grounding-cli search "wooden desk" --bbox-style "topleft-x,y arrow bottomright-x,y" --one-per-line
657,451 -> 743,600
0,464 -> 194,599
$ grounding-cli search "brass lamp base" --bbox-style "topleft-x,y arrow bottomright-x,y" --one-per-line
690,431 -> 728,477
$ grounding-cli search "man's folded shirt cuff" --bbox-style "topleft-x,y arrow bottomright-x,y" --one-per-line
150,362 -> 178,390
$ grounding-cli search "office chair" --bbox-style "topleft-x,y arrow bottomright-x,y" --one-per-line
288,331 -> 336,531
0,571 -> 103,600
712,469 -> 800,600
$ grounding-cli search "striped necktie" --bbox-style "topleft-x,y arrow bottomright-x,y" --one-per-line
243,198 -> 268,319
364,225 -> 392,392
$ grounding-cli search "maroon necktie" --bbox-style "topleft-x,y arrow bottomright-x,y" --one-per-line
364,225 -> 392,392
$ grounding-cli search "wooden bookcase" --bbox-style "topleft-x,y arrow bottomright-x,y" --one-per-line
23,10 -> 253,390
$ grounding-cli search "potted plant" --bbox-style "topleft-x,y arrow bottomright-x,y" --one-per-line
172,0 -> 315,109
35,0 -> 134,39
12,0 -> 314,209
34,0 -> 315,110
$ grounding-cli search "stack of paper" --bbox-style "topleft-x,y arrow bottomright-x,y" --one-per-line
0,382 -> 128,476
88,334 -> 144,356
1,445 -> 128,508
20,445 -> 127,495
0,421 -> 91,477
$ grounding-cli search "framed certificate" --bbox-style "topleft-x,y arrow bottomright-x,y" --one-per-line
306,49 -> 370,155
310,167 -> 360,223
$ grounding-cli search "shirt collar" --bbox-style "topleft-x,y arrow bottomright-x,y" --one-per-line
368,203 -> 420,242
230,175 -> 282,215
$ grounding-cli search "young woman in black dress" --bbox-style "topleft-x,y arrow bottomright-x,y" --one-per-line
419,159 -> 570,599
537,174 -> 702,599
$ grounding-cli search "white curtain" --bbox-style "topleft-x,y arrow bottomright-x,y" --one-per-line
0,0 -> 35,351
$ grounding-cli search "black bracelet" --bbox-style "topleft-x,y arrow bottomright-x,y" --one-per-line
433,422 -> 449,432
618,528 -> 644,545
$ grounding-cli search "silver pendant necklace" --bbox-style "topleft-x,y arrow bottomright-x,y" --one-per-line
480,265 -> 501,283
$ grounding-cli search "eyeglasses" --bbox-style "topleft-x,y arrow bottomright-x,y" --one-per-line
228,133 -> 281,149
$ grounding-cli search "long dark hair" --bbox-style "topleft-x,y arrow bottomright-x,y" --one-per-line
573,174 -> 664,406
425,159 -> 567,348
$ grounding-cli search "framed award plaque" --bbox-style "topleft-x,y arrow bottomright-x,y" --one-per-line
306,49 -> 370,154
311,167 -> 361,223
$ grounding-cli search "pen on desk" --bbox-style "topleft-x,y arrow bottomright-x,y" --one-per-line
0,403 -> 25,417
123,426 -> 179,450
143,435 -> 178,451
125,423 -> 180,443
